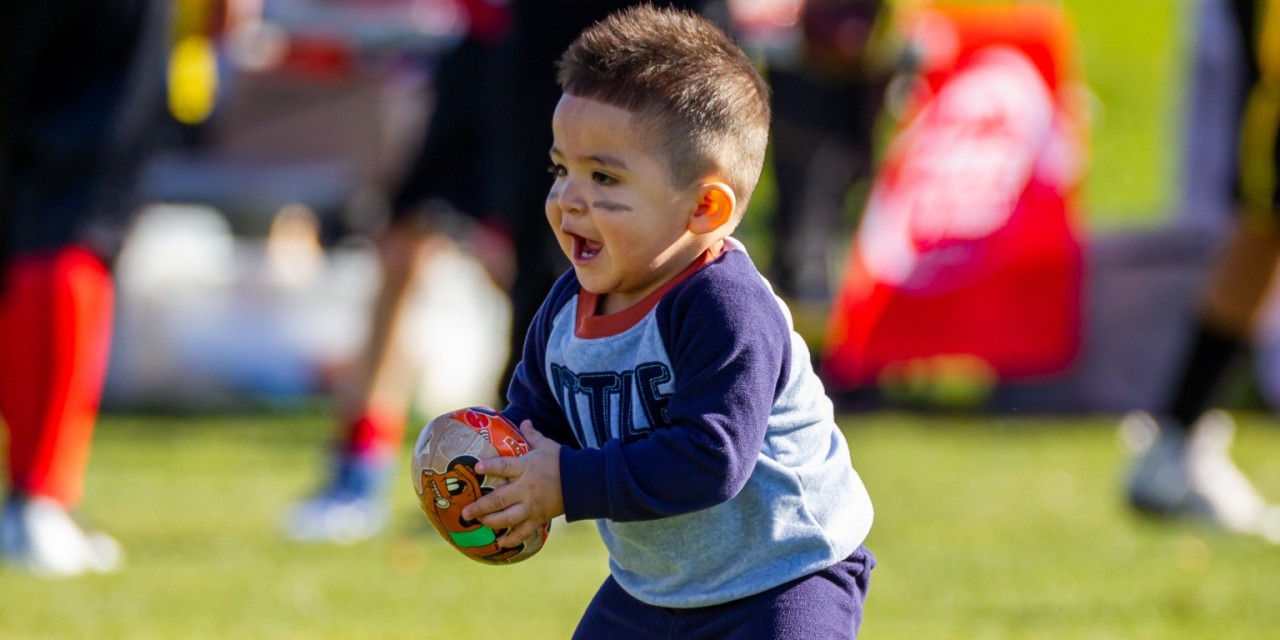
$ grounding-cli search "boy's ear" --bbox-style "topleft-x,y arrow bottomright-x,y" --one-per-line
688,182 -> 737,235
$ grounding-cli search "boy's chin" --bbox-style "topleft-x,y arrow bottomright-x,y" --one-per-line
574,277 -> 608,295
573,272 -> 617,297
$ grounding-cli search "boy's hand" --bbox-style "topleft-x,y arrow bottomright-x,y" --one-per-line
461,420 -> 564,548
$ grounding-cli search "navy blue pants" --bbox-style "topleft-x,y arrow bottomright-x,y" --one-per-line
573,546 -> 874,639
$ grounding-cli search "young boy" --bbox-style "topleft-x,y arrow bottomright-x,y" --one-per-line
460,6 -> 875,637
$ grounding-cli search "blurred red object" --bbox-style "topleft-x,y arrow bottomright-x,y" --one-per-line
822,3 -> 1088,391
276,34 -> 356,79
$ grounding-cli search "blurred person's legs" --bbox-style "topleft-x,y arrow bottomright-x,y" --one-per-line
1124,222 -> 1280,539
285,220 -> 450,543
767,68 -> 882,339
1122,0 -> 1280,540
0,0 -> 165,575
0,249 -> 123,576
285,37 -> 511,543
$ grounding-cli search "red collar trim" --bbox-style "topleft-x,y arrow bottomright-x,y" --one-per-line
575,240 -> 726,338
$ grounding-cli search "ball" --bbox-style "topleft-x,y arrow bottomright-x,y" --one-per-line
410,406 -> 549,564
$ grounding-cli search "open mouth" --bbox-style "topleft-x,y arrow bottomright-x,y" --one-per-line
573,234 -> 603,262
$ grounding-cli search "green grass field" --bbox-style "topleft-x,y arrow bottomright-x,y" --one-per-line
970,0 -> 1187,229
1,0 -> 1263,637
2,411 -> 1279,638
1066,0 -> 1183,227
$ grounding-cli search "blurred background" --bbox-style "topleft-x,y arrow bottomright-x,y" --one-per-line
5,0 -> 1280,638
92,0 -> 1234,417
101,0 -> 511,418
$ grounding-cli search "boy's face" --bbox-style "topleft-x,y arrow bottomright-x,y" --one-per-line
547,94 -> 704,313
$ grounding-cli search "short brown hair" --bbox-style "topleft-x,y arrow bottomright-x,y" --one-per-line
557,5 -> 771,217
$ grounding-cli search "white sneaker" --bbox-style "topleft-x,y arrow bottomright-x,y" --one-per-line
1122,410 -> 1273,537
0,495 -> 123,577
283,493 -> 388,545
283,452 -> 392,544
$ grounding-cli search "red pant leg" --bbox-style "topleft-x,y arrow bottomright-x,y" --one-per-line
0,247 -> 114,507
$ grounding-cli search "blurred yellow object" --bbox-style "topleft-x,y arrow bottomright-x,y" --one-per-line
168,34 -> 218,124
1260,0 -> 1280,81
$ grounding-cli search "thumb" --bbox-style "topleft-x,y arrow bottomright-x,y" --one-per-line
520,420 -> 552,447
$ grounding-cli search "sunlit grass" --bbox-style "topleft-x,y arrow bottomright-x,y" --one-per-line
0,2 -> 1235,637
853,412 -> 1280,639
1065,0 -> 1184,228
2,411 -> 1278,638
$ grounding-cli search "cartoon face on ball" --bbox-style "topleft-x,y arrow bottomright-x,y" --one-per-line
417,456 -> 526,563
412,406 -> 548,564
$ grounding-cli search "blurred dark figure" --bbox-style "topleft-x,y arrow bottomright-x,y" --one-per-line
284,0 -> 515,544
492,0 -> 708,396
0,0 -> 169,576
766,0 -> 893,316
1122,0 -> 1280,542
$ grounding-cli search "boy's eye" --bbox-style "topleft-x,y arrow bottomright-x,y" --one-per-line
592,171 -> 617,185
547,164 -> 567,178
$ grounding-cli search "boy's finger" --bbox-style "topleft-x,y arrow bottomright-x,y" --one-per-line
474,455 -> 520,477
461,485 -> 512,522
479,502 -> 527,533
520,420 -> 549,445
496,520 -> 539,549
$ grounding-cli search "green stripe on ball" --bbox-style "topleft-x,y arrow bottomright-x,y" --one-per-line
449,526 -> 497,548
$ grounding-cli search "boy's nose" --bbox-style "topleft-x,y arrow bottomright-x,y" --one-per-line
556,179 -> 588,214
